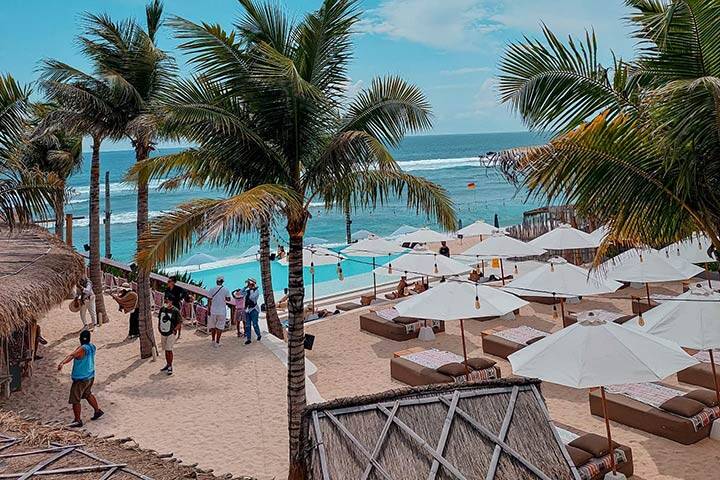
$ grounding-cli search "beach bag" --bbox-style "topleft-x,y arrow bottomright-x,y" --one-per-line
68,298 -> 81,313
159,309 -> 174,334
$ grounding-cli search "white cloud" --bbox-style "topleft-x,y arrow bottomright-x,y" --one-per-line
358,0 -> 502,51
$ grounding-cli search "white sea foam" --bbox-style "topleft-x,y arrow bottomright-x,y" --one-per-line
68,179 -> 167,197
397,156 -> 491,172
68,210 -> 165,228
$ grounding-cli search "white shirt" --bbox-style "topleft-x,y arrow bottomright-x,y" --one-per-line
208,285 -> 230,316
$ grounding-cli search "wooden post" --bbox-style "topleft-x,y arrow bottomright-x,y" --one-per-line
372,257 -> 377,298
645,283 -> 652,307
600,387 -> 617,474
65,214 -> 73,247
500,259 -> 506,286
460,319 -> 470,376
104,171 -> 111,259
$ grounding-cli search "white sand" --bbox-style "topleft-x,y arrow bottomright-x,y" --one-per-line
4,249 -> 718,479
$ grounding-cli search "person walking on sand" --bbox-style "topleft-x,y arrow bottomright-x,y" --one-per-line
243,278 -> 261,345
76,277 -> 97,330
207,275 -> 231,347
110,283 -> 139,339
232,288 -> 246,338
158,297 -> 181,375
57,330 -> 103,428
439,240 -> 450,257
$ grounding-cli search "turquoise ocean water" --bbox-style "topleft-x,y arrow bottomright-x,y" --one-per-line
62,132 -> 548,296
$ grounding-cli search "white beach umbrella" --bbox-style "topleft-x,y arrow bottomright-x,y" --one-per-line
389,225 -> 419,237
351,229 -> 376,242
240,245 -> 260,258
182,252 -> 218,267
509,319 -> 698,475
304,236 -> 328,246
528,224 -> 600,250
374,251 -> 471,278
342,237 -> 407,297
280,246 -> 345,310
394,227 -> 451,246
458,231 -> 546,285
589,225 -> 610,244
628,286 -> 720,403
661,234 -> 715,265
396,280 -> 529,367
456,219 -> 497,238
503,257 -> 622,319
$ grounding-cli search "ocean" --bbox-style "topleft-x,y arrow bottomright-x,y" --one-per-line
62,131 -> 548,295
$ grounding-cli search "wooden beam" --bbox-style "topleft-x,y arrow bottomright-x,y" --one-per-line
0,463 -> 128,478
360,401 -> 400,480
428,390 -> 460,480
0,444 -> 84,459
312,411 -> 331,480
438,397 -> 554,480
324,412 -> 395,480
486,386 -> 519,480
17,446 -> 75,479
99,466 -> 121,479
376,405 -> 467,480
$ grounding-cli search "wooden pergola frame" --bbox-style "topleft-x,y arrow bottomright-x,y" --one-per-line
309,384 -> 581,480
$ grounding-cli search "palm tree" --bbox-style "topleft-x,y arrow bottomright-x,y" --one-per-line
497,0 -> 720,257
132,1 -> 456,475
43,2 -> 176,357
0,75 -> 60,227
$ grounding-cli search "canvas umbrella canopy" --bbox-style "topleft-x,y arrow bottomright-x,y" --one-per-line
589,225 -> 610,245
374,251 -> 471,278
280,246 -> 345,310
389,225 -> 419,237
661,234 -> 716,288
509,319 -> 698,475
303,236 -> 329,246
628,285 -> 720,404
394,227 -> 452,246
528,224 -> 600,250
456,219 -> 497,238
603,248 -> 703,307
503,257 -> 622,319
396,280 -> 529,370
458,231 -> 546,285
351,229 -> 376,242
182,253 -> 218,267
240,245 -> 260,259
342,237 -> 407,297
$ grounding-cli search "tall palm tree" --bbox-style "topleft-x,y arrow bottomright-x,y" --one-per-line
0,75 -> 60,227
497,0 -> 720,257
131,1 -> 456,475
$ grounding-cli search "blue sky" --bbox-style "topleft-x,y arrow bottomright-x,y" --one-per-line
1,0 -> 636,147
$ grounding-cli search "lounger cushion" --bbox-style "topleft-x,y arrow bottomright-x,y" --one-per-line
683,389 -> 719,408
525,336 -> 545,345
569,433 -> 618,458
437,362 -> 468,377
463,357 -> 496,370
393,316 -> 419,325
565,445 -> 593,467
659,397 -> 705,418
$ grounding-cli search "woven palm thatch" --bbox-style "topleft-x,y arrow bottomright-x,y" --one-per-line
0,226 -> 83,337
302,378 -> 580,480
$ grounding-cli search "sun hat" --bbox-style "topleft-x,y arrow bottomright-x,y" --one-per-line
246,277 -> 257,285
216,275 -> 224,282
120,282 -> 132,290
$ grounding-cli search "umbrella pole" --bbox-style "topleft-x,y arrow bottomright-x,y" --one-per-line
312,270 -> 316,312
600,387 -> 617,474
481,259 -> 485,276
645,283 -> 652,307
460,318 -> 470,376
372,257 -> 377,298
709,349 -> 720,406
705,263 -> 712,289
560,298 -> 565,323
500,259 -> 506,286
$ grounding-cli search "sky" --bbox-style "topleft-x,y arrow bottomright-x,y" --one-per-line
1,0 -> 636,149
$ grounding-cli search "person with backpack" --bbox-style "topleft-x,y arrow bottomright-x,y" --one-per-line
207,275 -> 231,347
242,278 -> 261,345
158,297 -> 181,375
57,330 -> 103,427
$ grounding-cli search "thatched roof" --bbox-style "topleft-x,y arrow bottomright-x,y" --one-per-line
302,378 -> 580,480
0,226 -> 84,337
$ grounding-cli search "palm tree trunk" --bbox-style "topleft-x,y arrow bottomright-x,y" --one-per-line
89,138 -> 108,324
259,222 -> 283,339
286,220 -> 307,479
135,143 -> 155,359
344,203 -> 352,244
53,180 -> 65,241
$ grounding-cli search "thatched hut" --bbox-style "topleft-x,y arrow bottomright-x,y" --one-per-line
302,378 -> 580,480
0,226 -> 84,395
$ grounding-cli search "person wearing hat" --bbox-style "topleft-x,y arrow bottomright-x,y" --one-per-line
57,330 -> 103,428
242,278 -> 261,345
231,288 -> 246,338
110,283 -> 139,339
73,277 -> 97,330
207,275 -> 231,347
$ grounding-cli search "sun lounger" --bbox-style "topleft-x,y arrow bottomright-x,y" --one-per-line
390,348 -> 501,386
563,311 -> 634,328
555,425 -> 633,480
336,302 -> 363,312
481,325 -> 549,359
195,305 -> 208,333
360,309 -> 444,342
677,350 -> 720,391
589,382 -> 720,444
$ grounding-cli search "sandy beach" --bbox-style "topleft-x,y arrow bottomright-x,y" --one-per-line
2,274 -> 717,479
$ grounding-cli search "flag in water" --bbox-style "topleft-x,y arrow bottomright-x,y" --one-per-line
467,182 -> 476,190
